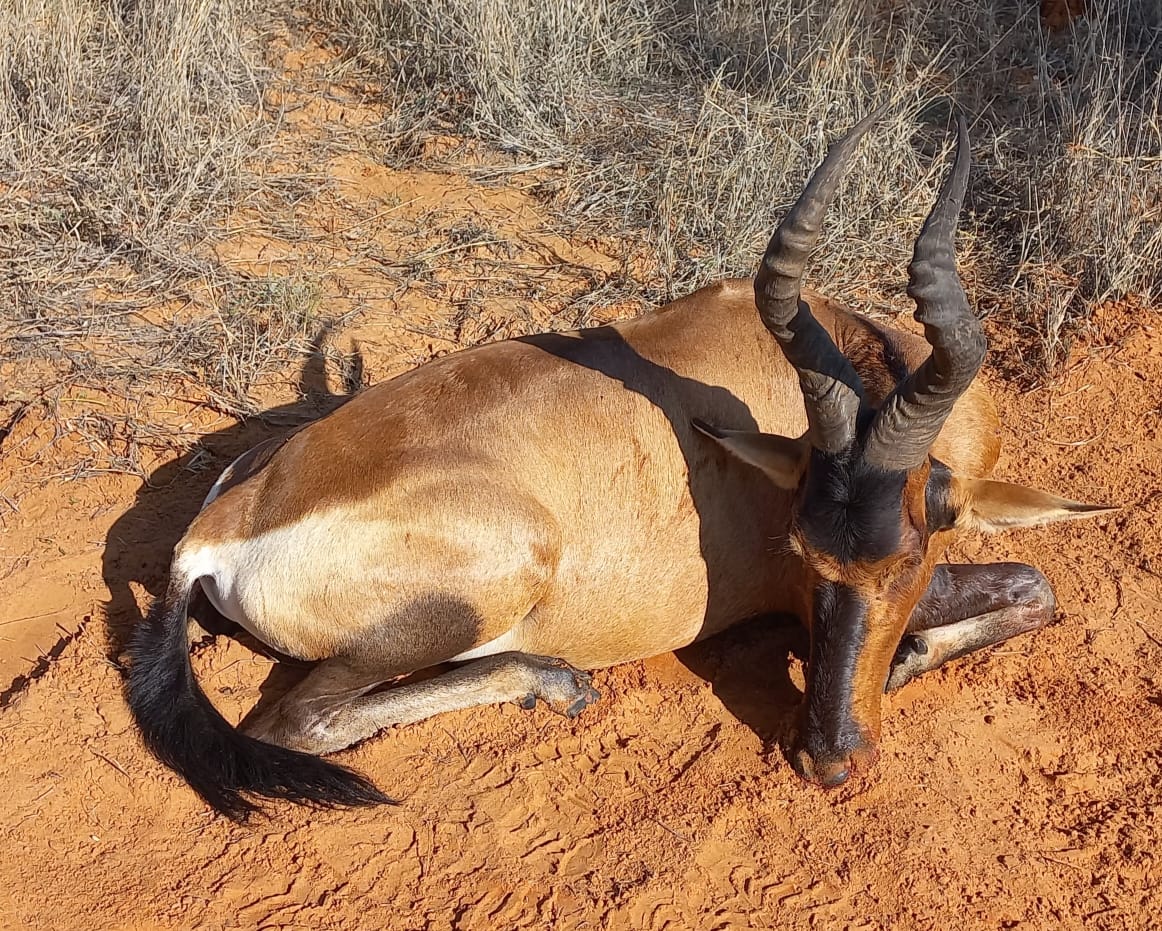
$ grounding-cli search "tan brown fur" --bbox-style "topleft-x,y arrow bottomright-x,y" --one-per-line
164,273 -> 1112,800
128,107 -> 1122,814
847,546 -> 949,752
181,283 -> 1002,670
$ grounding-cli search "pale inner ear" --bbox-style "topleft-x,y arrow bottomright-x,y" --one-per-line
692,418 -> 809,489
952,476 -> 1118,532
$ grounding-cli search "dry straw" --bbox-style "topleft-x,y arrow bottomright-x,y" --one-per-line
2,0 -> 1159,424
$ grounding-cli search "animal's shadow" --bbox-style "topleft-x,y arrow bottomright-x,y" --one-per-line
105,330 -> 808,758
676,614 -> 807,748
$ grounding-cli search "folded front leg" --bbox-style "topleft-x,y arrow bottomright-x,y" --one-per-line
887,563 -> 1056,692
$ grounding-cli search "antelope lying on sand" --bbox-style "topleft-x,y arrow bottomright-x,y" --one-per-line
128,111 -> 1111,818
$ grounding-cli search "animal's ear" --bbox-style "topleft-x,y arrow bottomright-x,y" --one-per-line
950,476 -> 1117,532
692,419 -> 809,490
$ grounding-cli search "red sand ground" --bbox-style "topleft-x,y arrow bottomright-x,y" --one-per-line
1,44 -> 1159,931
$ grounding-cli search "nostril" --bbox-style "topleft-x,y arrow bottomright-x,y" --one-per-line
789,731 -> 876,787
821,766 -> 850,788
790,748 -> 851,789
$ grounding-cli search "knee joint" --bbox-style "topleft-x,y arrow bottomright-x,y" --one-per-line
1008,566 -> 1056,615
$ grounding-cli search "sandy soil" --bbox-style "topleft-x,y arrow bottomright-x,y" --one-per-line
2,43 -> 1160,931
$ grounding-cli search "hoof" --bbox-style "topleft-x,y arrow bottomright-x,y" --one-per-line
522,656 -> 599,718
885,634 -> 929,692
565,687 -> 601,719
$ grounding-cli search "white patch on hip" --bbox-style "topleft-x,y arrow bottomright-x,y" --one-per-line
173,510 -> 375,655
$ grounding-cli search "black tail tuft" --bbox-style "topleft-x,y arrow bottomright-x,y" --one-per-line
126,577 -> 394,821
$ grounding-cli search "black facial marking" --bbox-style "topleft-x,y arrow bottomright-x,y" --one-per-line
924,458 -> 957,534
803,581 -> 869,761
797,448 -> 908,564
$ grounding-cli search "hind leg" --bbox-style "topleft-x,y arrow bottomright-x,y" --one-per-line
886,563 -> 1056,692
243,652 -> 600,754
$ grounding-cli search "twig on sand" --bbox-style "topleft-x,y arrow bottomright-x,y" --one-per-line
648,817 -> 690,844
87,746 -> 132,781
1038,853 -> 1085,873
0,606 -> 71,627
1136,620 -> 1162,650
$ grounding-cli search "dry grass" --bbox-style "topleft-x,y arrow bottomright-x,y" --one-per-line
0,0 -> 264,302
0,0 -> 283,415
1,0 -> 1159,445
320,0 -> 1162,365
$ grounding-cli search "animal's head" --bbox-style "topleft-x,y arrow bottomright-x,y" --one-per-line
695,110 -> 1113,787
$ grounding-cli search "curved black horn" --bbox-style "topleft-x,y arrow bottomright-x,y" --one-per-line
863,115 -> 986,471
756,108 -> 885,453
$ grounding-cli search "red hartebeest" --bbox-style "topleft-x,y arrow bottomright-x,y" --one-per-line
128,110 -> 1112,818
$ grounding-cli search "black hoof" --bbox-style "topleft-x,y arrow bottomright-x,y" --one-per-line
565,688 -> 600,718
885,634 -> 930,692
895,634 -> 928,660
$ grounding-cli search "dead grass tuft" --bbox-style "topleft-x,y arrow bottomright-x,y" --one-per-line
0,0 -> 293,415
0,0 -> 266,299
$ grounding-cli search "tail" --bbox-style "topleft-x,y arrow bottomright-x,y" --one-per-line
126,574 -> 392,821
